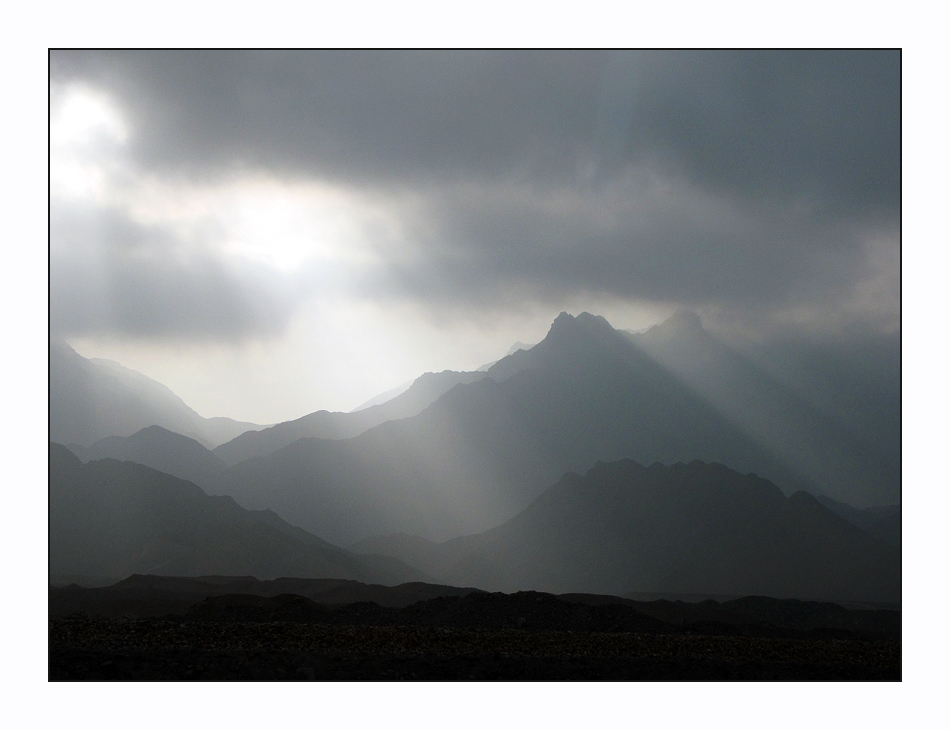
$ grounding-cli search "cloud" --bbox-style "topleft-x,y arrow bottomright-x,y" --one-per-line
611,50 -> 900,218
50,203 -> 301,341
353,175 -> 896,330
49,50 -> 898,210
49,50 -> 900,340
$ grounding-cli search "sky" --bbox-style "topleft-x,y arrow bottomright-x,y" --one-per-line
48,50 -> 900,424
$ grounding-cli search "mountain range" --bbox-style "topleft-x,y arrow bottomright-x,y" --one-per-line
48,310 -> 900,603
207,311 -> 897,545
49,437 -> 899,604
67,425 -> 228,488
813,495 -> 901,547
351,459 -> 900,604
631,310 -> 899,508
50,339 -> 265,449
49,442 -> 424,586
212,369 -> 488,465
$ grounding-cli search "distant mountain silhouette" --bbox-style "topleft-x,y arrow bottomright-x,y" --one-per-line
727,324 -> 901,478
217,342 -> 539,462
349,379 -> 415,412
353,459 -> 900,604
212,369 -> 488,465
631,310 -> 899,507
813,495 -> 900,547
50,575 -> 898,640
476,341 -> 536,371
49,339 -> 265,448
49,443 -> 426,586
211,312 -> 830,544
50,574 -> 482,617
71,426 -> 226,489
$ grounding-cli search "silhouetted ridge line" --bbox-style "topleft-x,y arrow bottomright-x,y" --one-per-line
353,458 -> 899,604
49,338 -> 265,448
632,312 -> 899,507
212,311 -> 825,544
212,369 -> 488,465
71,425 -> 226,490
50,577 -> 899,639
48,442 -> 426,587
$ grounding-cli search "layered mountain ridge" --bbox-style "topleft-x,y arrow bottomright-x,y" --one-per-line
68,425 -> 227,489
212,369 -> 488,465
49,310 -> 900,605
210,311 -> 861,544
49,443 -> 425,586
631,310 -> 899,507
50,339 -> 265,449
351,459 -> 900,604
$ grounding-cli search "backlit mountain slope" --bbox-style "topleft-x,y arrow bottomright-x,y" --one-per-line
355,459 -> 900,604
212,369 -> 488,465
49,443 -> 425,586
50,339 -> 264,449
212,312 -> 820,544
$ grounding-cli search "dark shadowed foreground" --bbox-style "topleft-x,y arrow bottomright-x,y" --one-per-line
49,578 -> 900,681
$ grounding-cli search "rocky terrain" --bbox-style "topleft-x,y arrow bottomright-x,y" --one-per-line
49,582 -> 900,681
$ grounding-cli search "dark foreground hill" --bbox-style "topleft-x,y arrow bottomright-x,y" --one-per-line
49,579 -> 900,681
49,443 -> 425,586
49,576 -> 899,636
49,574 -> 483,618
353,459 -> 901,604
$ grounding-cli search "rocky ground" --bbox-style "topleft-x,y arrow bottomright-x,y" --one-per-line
49,590 -> 900,681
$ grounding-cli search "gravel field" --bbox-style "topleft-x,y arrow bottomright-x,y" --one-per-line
49,618 -> 900,681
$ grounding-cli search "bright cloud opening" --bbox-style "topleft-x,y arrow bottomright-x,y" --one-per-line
50,84 -> 129,200
50,85 -> 128,148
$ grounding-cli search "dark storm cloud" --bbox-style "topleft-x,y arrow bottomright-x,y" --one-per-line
50,204 -> 300,340
365,178 -> 879,316
49,50 -> 900,330
49,50 -> 899,212
613,50 -> 900,217
49,50 -> 604,184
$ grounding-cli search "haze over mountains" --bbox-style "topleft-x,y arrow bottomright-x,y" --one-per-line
49,310 -> 900,604
205,311 -> 898,545
50,339 -> 266,449
631,312 -> 900,508
68,425 -> 228,490
352,460 -> 900,604
49,443 -> 424,586
212,369 -> 489,465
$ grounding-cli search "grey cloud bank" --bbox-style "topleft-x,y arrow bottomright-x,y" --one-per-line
50,50 -> 899,341
48,50 -> 900,421
50,203 -> 300,340
50,50 -> 898,210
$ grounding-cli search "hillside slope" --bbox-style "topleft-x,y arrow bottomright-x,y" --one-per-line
72,426 -> 226,490
49,443 -> 426,586
354,459 -> 900,604
212,312 -> 823,544
50,339 -> 264,448
212,369 -> 487,465
632,311 -> 899,507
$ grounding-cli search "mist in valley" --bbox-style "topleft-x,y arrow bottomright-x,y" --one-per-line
45,50 -> 905,684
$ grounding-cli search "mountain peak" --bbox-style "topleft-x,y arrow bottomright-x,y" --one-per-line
642,310 -> 706,342
662,309 -> 704,332
480,311 -> 626,384
548,311 -> 616,338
